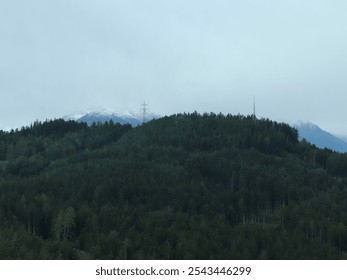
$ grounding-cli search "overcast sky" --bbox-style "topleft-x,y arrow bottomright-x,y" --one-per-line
1,0 -> 347,134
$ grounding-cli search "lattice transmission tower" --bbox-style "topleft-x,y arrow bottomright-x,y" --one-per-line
253,96 -> 256,120
141,101 -> 148,123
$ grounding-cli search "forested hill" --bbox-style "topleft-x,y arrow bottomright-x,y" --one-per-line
0,113 -> 347,259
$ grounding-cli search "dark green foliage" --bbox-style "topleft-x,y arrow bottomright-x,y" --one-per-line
19,119 -> 88,137
0,113 -> 346,259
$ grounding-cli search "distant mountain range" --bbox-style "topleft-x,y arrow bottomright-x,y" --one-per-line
64,108 -> 159,127
294,121 -> 347,153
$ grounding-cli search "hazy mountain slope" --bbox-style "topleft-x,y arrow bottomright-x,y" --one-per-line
76,112 -> 142,126
294,121 -> 347,153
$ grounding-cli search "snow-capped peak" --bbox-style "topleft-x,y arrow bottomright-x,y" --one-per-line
65,107 -> 141,120
63,107 -> 160,126
293,120 -> 319,129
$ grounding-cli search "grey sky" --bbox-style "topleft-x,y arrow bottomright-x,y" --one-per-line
1,0 -> 347,134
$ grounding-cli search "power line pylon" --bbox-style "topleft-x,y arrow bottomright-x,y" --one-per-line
141,101 -> 148,123
253,97 -> 256,120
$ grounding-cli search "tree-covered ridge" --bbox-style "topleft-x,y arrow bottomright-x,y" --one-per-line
0,113 -> 346,259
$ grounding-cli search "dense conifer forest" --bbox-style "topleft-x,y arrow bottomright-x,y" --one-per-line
0,113 -> 347,259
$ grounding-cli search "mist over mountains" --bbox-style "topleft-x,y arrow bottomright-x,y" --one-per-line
64,108 -> 159,127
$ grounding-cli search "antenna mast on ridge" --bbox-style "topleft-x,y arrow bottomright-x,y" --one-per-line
253,97 -> 256,119
141,101 -> 148,123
